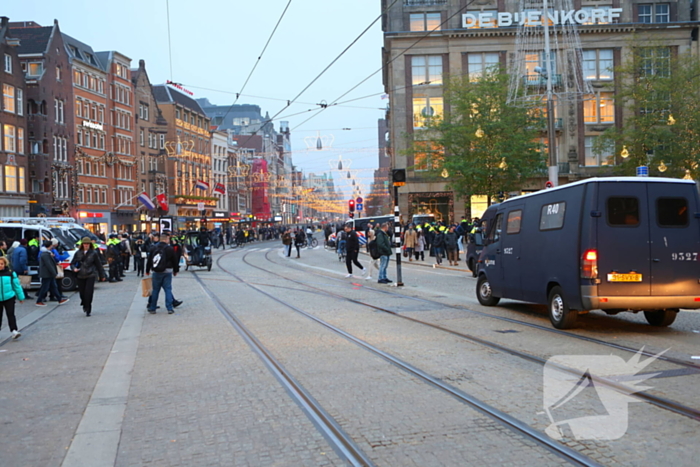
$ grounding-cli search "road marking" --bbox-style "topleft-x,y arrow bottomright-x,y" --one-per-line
61,285 -> 146,467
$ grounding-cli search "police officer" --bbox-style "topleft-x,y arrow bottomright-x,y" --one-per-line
106,234 -> 122,282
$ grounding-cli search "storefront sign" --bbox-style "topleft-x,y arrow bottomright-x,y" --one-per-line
83,120 -> 104,131
462,8 -> 622,28
274,216 -> 282,222
213,212 -> 227,218
79,212 -> 104,218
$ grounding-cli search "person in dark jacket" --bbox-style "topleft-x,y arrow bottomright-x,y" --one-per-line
445,226 -> 459,266
376,222 -> 393,284
133,237 -> 147,277
432,227 -> 446,267
294,229 -> 305,258
105,234 -> 122,282
146,230 -> 180,314
343,224 -> 367,278
36,241 -> 68,306
0,256 -> 25,339
70,237 -> 106,316
11,239 -> 32,299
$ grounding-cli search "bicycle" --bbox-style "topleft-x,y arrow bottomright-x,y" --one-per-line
302,237 -> 318,248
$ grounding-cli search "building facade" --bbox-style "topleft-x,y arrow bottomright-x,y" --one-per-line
211,130 -> 229,218
0,18 -> 30,218
382,0 -> 699,221
9,19 -> 72,217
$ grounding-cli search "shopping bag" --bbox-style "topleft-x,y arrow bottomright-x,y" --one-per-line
56,264 -> 64,279
19,275 -> 32,289
141,276 -> 152,297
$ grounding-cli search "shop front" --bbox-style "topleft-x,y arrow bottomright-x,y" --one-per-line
78,211 -> 111,236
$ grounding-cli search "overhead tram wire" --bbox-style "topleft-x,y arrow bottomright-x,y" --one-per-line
291,0 -> 480,131
215,0 -> 293,129
166,0 -> 174,80
236,0 -> 401,148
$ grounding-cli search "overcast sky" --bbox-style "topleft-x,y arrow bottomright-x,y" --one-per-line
4,0 -> 386,200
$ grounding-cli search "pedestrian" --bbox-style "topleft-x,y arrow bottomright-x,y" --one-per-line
282,229 -> 292,257
294,229 -> 305,258
133,237 -> 146,277
10,239 -> 31,299
432,226 -> 446,267
121,233 -> 132,272
344,224 -> 367,278
105,234 -> 122,282
403,224 -> 417,262
146,230 -> 179,314
415,230 -> 425,261
0,256 -> 25,339
445,225 -> 459,266
364,227 -> 378,280
6,240 -> 18,259
36,241 -> 69,306
376,222 -> 393,283
70,237 -> 106,317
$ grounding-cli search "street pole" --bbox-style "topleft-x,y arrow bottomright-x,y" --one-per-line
543,0 -> 558,187
393,185 -> 403,287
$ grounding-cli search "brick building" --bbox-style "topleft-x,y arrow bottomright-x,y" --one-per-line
9,19 -> 72,217
0,17 -> 30,217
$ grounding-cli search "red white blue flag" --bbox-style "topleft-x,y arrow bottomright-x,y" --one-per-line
195,180 -> 210,191
137,192 -> 156,210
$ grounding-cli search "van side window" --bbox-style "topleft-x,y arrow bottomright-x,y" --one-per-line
657,198 -> 688,227
539,202 -> 566,231
607,197 -> 639,226
489,214 -> 503,242
506,210 -> 522,234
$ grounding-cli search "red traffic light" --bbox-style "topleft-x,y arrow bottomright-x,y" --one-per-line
348,199 -> 355,212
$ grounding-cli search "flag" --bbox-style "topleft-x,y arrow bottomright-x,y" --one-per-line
357,231 -> 367,245
137,192 -> 156,210
156,193 -> 168,211
195,180 -> 210,191
214,182 -> 226,195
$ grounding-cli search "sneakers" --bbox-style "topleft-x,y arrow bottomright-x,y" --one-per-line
36,302 -> 47,307
361,268 -> 368,277
167,309 -> 174,314
173,300 -> 183,308
345,273 -> 353,278
58,298 -> 69,305
147,309 -> 156,314
11,330 -> 20,339
365,276 -> 372,281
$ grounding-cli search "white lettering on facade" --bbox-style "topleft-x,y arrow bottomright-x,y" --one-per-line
462,8 -> 623,29
83,120 -> 104,131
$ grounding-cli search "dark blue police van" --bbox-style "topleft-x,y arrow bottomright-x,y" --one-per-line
476,177 -> 700,329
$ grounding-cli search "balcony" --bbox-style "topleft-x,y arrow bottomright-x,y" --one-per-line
404,0 -> 446,5
523,74 -> 563,88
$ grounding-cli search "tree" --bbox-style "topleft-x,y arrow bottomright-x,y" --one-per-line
596,46 -> 700,178
409,70 -> 546,203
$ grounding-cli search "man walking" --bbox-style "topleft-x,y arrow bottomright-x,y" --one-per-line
36,241 -> 69,306
376,222 -> 393,284
344,224 -> 367,278
146,230 -> 179,314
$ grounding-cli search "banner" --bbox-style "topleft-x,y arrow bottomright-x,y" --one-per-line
156,193 -> 168,211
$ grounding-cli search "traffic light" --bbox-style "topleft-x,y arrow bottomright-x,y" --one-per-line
348,212 -> 354,218
392,169 -> 406,186
349,199 -> 355,212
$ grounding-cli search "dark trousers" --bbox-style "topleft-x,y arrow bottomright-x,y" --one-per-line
117,257 -> 124,276
77,276 -> 96,314
295,244 -> 301,257
135,257 -> 145,276
108,260 -> 119,281
414,250 -> 424,261
346,250 -> 363,274
37,277 -> 61,303
0,297 -> 18,332
123,254 -> 130,271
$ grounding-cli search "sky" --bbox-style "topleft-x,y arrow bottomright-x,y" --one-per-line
3,0 -> 387,201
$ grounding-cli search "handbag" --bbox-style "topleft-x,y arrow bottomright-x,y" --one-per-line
19,274 -> 32,289
56,264 -> 64,279
141,276 -> 153,297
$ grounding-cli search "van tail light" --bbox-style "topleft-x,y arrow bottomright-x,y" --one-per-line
581,249 -> 598,279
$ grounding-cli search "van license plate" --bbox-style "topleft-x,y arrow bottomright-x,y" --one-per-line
607,273 -> 642,282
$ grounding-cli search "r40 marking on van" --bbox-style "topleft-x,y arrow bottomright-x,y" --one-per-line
503,248 -> 514,255
671,252 -> 698,261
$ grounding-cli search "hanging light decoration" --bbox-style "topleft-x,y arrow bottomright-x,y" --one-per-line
475,128 -> 485,138
658,161 -> 668,173
667,114 -> 676,126
441,168 -> 449,178
499,157 -> 508,170
621,146 -> 630,158
683,169 -> 693,180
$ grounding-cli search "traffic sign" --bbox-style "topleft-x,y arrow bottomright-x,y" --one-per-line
356,203 -> 363,211
356,196 -> 363,204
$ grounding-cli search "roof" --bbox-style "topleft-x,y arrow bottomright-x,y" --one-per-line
7,26 -> 53,54
153,84 -> 207,116
62,33 -> 105,71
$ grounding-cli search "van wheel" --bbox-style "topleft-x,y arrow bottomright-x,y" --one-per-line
477,275 -> 500,306
644,310 -> 677,327
548,286 -> 577,329
61,272 -> 77,291
468,259 -> 477,278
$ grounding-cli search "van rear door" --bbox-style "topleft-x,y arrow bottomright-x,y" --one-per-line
501,205 -> 524,298
647,183 -> 700,296
597,184 -> 651,296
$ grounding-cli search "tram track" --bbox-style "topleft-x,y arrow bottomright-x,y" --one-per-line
221,247 -> 700,423
204,249 -> 602,467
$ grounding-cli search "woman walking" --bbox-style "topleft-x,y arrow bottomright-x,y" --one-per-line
403,224 -> 417,261
0,256 -> 25,339
445,226 -> 459,266
70,237 -> 106,317
432,227 -> 446,267
414,230 -> 425,261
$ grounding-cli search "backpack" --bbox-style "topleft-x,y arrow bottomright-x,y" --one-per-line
151,244 -> 168,273
368,239 -> 380,260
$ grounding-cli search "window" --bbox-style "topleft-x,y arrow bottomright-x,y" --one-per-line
607,197 -> 639,226
4,54 -> 11,73
77,130 -> 82,146
467,52 -> 500,81
639,47 -> 670,77
140,129 -> 145,147
583,49 -> 613,81
413,141 -> 443,171
413,96 -> 443,128
639,4 -> 670,23
175,108 -> 181,119
4,165 -> 18,192
411,55 -> 443,86
410,12 -> 441,32
584,136 -> 614,167
17,128 -> 24,154
489,213 -> 503,242
160,134 -> 165,149
539,202 -> 566,230
54,99 -> 64,123
2,84 -> 14,113
56,66 -> 62,81
73,69 -> 81,85
19,167 -> 25,193
16,89 -> 22,116
27,62 -> 43,77
584,92 -> 614,124
85,160 -> 91,175
506,210 -> 522,234
3,124 -> 15,152
657,198 -> 688,227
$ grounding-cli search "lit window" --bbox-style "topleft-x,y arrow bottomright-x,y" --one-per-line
17,128 -> 24,154
410,13 -> 441,32
3,124 -> 16,152
467,52 -> 500,82
3,84 -> 15,113
19,167 -> 25,193
27,62 -> 43,77
583,92 -> 615,124
413,141 -> 444,171
413,96 -> 443,128
411,56 -> 443,86
5,166 -> 17,193
584,136 -> 614,167
583,49 -> 614,80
